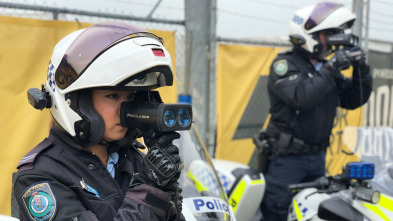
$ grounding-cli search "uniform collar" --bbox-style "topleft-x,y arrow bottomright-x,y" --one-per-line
49,126 -> 84,151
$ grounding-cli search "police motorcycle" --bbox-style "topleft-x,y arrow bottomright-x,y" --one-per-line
211,159 -> 265,221
174,125 -> 236,220
175,125 -> 265,221
287,162 -> 393,221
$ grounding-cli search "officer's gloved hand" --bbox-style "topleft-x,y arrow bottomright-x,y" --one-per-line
131,132 -> 184,214
141,132 -> 183,187
327,49 -> 352,71
349,46 -> 367,66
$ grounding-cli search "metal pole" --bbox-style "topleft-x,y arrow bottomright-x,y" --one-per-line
185,0 -> 215,152
364,0 -> 370,60
352,0 -> 363,44
208,0 -> 217,156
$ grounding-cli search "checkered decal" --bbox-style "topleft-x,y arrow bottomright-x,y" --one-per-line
295,201 -> 309,217
215,170 -> 234,195
292,15 -> 304,25
47,61 -> 56,92
189,161 -> 220,195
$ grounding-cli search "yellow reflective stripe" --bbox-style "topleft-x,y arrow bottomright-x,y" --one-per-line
250,179 -> 265,185
379,194 -> 393,212
228,180 -> 246,212
293,199 -> 303,220
361,202 -> 390,221
187,171 -> 209,192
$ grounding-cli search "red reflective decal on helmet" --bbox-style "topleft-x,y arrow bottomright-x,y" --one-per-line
152,49 -> 165,57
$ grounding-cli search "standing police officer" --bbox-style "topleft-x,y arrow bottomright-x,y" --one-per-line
260,2 -> 372,220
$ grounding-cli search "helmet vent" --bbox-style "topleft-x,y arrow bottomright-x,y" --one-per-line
152,49 -> 165,57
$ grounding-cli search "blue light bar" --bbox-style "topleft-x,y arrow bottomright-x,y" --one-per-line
346,162 -> 375,180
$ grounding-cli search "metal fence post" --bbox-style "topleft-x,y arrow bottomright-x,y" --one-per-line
185,0 -> 217,155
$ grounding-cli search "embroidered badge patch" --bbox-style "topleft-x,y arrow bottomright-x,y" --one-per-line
21,182 -> 57,221
273,59 -> 288,76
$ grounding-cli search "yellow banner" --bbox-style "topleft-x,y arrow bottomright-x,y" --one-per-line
0,16 -> 177,215
216,43 -> 285,164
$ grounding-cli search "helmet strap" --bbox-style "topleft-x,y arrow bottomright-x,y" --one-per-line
310,31 -> 334,60
312,43 -> 325,59
74,118 -> 91,144
73,90 -> 105,147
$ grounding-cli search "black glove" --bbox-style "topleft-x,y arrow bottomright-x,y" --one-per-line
349,46 -> 366,66
130,132 -> 184,216
327,49 -> 351,71
132,132 -> 183,188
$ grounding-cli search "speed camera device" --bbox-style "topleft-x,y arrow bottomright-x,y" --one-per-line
120,91 -> 192,136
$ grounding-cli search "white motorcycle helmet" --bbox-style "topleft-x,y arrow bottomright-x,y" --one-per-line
45,21 -> 174,146
289,1 -> 356,58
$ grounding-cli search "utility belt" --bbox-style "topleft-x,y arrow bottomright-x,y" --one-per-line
266,126 -> 328,156
253,128 -> 328,173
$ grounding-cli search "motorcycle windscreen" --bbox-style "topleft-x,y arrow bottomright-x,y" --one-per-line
318,196 -> 364,220
175,126 -> 235,221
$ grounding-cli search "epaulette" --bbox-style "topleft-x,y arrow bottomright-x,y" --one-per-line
17,138 -> 53,172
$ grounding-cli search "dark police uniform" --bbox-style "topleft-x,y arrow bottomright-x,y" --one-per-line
260,48 -> 372,220
14,126 -> 183,221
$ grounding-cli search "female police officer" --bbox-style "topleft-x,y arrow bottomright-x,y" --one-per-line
14,21 -> 184,220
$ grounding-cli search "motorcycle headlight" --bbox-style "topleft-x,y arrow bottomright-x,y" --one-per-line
355,186 -> 380,204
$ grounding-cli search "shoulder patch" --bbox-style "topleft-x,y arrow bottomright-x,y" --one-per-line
21,181 -> 57,221
273,59 -> 288,76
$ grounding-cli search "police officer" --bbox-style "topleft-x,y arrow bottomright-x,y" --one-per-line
260,2 -> 372,220
14,21 -> 184,221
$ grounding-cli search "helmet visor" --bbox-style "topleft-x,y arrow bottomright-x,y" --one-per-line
55,21 -> 163,90
304,2 -> 343,30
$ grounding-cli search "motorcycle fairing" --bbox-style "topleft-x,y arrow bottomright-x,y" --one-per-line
318,196 -> 364,221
